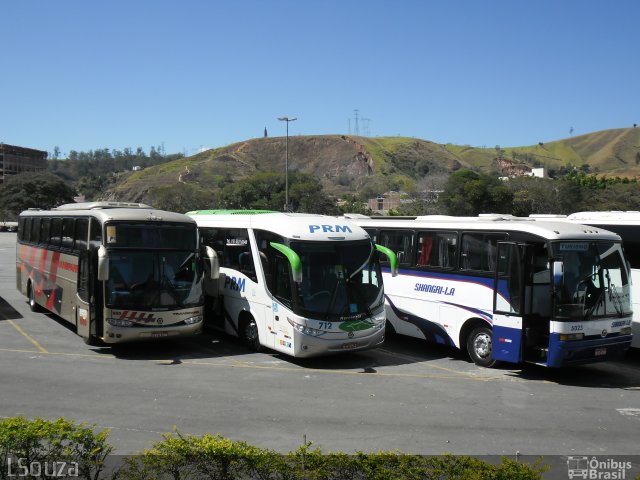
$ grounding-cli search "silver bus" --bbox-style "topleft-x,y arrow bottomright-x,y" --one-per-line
17,202 -> 213,345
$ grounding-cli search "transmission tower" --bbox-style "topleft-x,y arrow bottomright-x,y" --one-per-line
353,109 -> 360,136
362,118 -> 371,137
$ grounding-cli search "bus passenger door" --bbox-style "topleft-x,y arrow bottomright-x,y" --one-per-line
76,250 -> 93,340
492,242 -> 525,364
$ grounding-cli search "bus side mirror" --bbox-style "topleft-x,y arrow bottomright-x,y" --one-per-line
375,244 -> 398,277
206,246 -> 219,280
553,261 -> 564,288
97,246 -> 109,282
270,242 -> 302,283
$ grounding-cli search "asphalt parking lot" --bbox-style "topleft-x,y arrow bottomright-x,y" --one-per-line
1,232 -> 639,468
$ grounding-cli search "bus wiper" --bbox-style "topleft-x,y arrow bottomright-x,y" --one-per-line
324,279 -> 342,319
585,290 -> 604,320
609,285 -> 625,317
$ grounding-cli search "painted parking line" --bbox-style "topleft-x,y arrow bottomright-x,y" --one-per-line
7,320 -> 48,354
0,345 -> 505,383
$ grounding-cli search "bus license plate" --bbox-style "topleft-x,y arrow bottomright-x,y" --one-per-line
341,342 -> 358,350
595,347 -> 607,356
151,332 -> 169,338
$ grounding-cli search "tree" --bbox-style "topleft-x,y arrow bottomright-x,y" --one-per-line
338,195 -> 372,215
217,172 -> 338,214
147,183 -> 216,213
439,169 -> 513,216
0,172 -> 76,215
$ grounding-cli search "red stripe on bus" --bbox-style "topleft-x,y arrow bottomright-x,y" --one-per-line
50,251 -> 60,283
46,288 -> 56,311
38,249 -> 48,275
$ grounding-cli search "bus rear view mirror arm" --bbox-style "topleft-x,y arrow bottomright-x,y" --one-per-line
375,244 -> 398,277
553,260 -> 564,288
205,246 -> 220,280
97,246 -> 109,282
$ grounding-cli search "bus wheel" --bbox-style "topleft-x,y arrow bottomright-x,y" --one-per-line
28,283 -> 42,313
467,326 -> 497,368
241,317 -> 262,352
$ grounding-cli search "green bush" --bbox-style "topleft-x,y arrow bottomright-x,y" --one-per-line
120,433 -> 547,480
0,417 -> 547,480
0,416 -> 112,480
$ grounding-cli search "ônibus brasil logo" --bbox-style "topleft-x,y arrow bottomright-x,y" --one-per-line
566,456 -> 633,479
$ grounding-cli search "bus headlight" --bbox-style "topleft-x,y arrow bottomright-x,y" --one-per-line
184,315 -> 203,325
107,318 -> 134,328
287,318 -> 325,337
559,333 -> 584,341
620,327 -> 632,336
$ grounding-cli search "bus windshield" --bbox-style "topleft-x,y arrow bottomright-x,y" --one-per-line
104,222 -> 197,250
290,240 -> 384,321
552,241 -> 631,320
106,251 -> 203,309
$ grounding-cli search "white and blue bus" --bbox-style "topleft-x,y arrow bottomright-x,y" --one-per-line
186,210 -> 397,357
345,214 -> 633,368
558,211 -> 640,349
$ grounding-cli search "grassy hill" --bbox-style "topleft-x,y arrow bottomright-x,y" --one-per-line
103,127 -> 640,204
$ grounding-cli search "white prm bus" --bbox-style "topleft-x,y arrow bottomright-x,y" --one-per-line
186,210 -> 397,357
17,202 -> 214,345
346,214 -> 633,368
562,211 -> 640,349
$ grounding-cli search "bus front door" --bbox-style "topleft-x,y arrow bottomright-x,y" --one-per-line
492,242 -> 526,364
76,250 -> 94,342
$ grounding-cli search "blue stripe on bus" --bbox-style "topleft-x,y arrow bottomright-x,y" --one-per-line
441,302 -> 493,323
385,295 -> 455,346
380,267 -> 512,306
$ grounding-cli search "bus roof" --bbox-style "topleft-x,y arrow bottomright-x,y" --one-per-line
187,211 -> 371,242
344,214 -> 622,242
566,211 -> 640,224
20,203 -> 196,225
54,201 -> 154,210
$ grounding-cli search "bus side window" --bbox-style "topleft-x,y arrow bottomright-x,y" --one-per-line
461,233 -> 507,272
62,218 -> 75,250
50,218 -> 62,248
30,217 -> 41,245
75,218 -> 89,251
18,217 -> 27,242
254,229 -> 286,292
417,231 -> 457,269
238,251 -> 257,282
379,230 -> 413,266
90,219 -> 102,244
40,218 -> 50,246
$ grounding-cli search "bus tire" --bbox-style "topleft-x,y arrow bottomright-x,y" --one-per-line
28,283 -> 42,313
241,316 -> 262,353
466,326 -> 497,368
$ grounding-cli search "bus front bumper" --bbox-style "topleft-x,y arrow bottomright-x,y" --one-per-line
102,322 -> 203,343
291,327 -> 386,358
547,334 -> 632,367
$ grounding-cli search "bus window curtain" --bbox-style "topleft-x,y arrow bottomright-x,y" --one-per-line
419,235 -> 433,266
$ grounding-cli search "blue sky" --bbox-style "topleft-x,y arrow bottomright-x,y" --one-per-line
1,0 -> 638,157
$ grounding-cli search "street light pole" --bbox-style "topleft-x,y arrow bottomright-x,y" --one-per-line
278,116 -> 297,211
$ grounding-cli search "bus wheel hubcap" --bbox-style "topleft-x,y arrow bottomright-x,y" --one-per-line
474,333 -> 491,358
